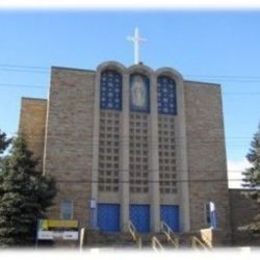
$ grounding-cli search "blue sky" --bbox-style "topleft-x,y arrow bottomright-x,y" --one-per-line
0,11 -> 259,187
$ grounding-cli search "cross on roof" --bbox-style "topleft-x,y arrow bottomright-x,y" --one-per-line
127,27 -> 147,64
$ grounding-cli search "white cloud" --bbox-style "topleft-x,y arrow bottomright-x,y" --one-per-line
227,159 -> 251,189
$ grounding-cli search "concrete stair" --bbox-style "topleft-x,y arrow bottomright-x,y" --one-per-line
82,230 -> 206,250
146,232 -> 198,249
83,230 -> 138,248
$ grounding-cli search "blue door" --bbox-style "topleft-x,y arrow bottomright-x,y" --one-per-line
97,203 -> 120,232
130,204 -> 150,233
160,205 -> 179,232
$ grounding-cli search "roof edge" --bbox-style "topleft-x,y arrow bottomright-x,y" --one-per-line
184,80 -> 221,87
52,66 -> 95,73
22,97 -> 47,102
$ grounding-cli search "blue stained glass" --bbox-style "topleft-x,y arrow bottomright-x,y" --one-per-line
100,70 -> 122,111
157,76 -> 177,115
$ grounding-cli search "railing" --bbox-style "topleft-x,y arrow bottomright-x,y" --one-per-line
191,236 -> 209,250
128,220 -> 137,241
200,234 -> 212,248
151,236 -> 164,251
128,221 -> 142,249
160,221 -> 179,248
79,227 -> 86,251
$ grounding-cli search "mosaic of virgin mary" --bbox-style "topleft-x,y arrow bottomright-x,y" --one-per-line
130,74 -> 149,112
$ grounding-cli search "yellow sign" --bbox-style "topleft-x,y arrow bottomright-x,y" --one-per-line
39,219 -> 78,229
37,219 -> 79,240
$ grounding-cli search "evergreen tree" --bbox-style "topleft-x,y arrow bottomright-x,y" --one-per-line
242,123 -> 260,233
0,129 -> 12,169
0,129 -> 11,205
0,135 -> 56,247
0,129 -> 12,154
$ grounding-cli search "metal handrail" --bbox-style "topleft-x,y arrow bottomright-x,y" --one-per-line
79,227 -> 86,251
201,235 -> 212,248
128,221 -> 137,241
191,236 -> 209,250
128,221 -> 142,249
152,236 -> 164,251
160,221 -> 179,248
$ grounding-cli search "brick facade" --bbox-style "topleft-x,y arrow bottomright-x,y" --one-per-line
184,81 -> 231,233
19,62 -> 232,234
43,67 -> 95,225
19,97 -> 47,170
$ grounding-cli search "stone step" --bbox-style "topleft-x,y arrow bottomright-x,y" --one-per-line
83,229 -> 207,249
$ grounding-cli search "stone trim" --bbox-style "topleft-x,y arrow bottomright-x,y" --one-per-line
155,68 -> 190,232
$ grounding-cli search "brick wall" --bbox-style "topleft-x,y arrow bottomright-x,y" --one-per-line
19,97 -> 47,170
184,81 -> 231,234
43,67 -> 95,227
18,65 -> 234,236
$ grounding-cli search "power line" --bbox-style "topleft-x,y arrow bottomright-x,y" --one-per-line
0,68 -> 48,74
5,134 -> 255,148
223,92 -> 260,95
8,132 -> 256,139
8,132 -> 257,139
35,178 -> 250,183
0,80 -> 260,94
0,177 -> 249,183
35,168 -> 248,173
0,63 -> 260,79
0,64 -> 48,70
185,74 -> 260,80
7,135 -> 256,147
0,64 -> 260,81
0,83 -> 46,88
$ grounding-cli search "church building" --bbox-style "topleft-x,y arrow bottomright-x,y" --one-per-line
19,60 -> 231,234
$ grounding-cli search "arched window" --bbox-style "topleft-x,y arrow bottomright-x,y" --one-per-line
157,76 -> 177,115
100,70 -> 122,111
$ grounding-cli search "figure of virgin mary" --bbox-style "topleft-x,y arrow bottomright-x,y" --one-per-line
131,75 -> 146,108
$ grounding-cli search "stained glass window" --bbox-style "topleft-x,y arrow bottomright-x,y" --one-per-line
157,76 -> 177,115
100,70 -> 122,111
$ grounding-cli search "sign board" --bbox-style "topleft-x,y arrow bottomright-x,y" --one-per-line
37,219 -> 79,241
209,201 -> 217,229
205,202 -> 217,229
90,199 -> 96,209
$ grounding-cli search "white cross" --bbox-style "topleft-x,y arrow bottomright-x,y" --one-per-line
127,27 -> 147,64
